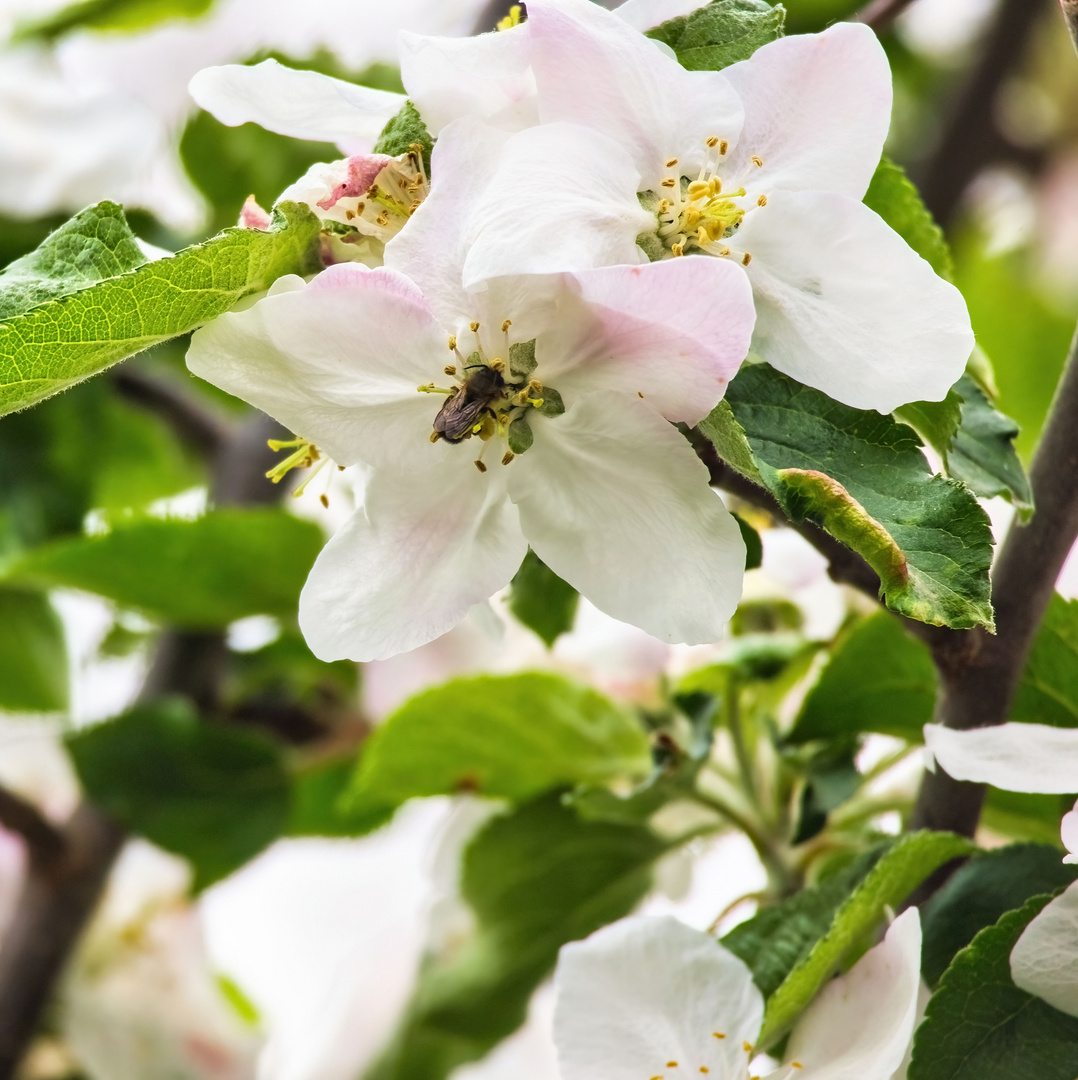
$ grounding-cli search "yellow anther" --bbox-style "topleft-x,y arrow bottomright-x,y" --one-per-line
665,157 -> 679,168
491,358 -> 505,371
687,180 -> 710,199
531,398 -> 544,408
376,211 -> 390,226
709,177 -> 722,195
470,321 -> 480,332
501,319 -> 512,332
791,1065 -> 803,1071
757,194 -> 768,206
345,209 -> 355,220
743,1042 -> 753,1054
444,365 -> 457,376
474,459 -> 487,472
697,226 -> 709,243
472,422 -> 483,434
719,140 -> 728,155
661,177 -> 677,188
265,437 -> 321,485
430,431 -> 441,443
706,136 -> 719,148
447,336 -> 457,350
501,451 -> 515,466
718,246 -> 730,256
356,201 -> 366,214
667,1064 -> 678,1069
713,1034 -> 725,1040
658,199 -> 671,213
496,3 -> 522,29
751,155 -> 764,167
527,378 -> 543,393
320,493 -> 329,509
742,252 -> 752,265
671,242 -> 685,256
700,1070 -> 709,1075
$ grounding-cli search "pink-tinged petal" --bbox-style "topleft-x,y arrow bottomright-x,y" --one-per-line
186,265 -> 449,471
188,61 -> 404,154
778,910 -> 922,1080
509,393 -> 744,643
1063,800 -> 1078,864
735,191 -> 973,411
526,0 -> 743,190
1011,882 -> 1078,1019
614,0 -> 711,31
456,120 -> 653,289
553,916 -> 763,1080
314,154 -> 395,209
721,22 -> 892,199
923,722 -> 1078,794
399,24 -> 538,136
544,257 -> 755,424
299,463 -> 527,662
238,196 -> 271,230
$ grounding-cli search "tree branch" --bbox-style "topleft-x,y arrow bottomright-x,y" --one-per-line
854,0 -> 919,33
0,410 -> 283,1080
911,320 -> 1078,837
1062,0 -> 1078,54
915,0 -> 1051,229
0,786 -> 65,869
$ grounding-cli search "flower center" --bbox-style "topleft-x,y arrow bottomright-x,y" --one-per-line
644,137 -> 768,266
418,320 -> 564,473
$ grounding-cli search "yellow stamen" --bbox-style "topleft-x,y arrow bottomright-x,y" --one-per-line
496,3 -> 522,29
474,459 -> 487,472
757,194 -> 768,206
751,155 -> 764,167
742,252 -> 752,265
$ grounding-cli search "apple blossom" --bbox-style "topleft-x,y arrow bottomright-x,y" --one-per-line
923,719 -> 1078,1019
447,0 -> 973,414
552,909 -> 923,1080
187,117 -> 757,660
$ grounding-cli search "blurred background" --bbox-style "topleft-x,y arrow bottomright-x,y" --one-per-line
1,0 -> 1077,1078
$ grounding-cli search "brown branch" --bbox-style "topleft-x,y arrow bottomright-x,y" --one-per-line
0,786 -> 65,869
916,0 -> 1051,229
854,0 -> 919,33
1062,0 -> 1078,53
911,321 -> 1078,839
0,409 -> 284,1080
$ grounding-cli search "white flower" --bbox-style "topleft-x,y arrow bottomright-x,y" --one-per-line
923,719 -> 1078,1019
552,910 -> 923,1080
187,122 -> 756,661
444,0 -> 973,414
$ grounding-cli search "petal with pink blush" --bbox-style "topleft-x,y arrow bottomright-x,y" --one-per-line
188,61 -> 404,154
509,393 -> 744,643
544,256 -> 755,425
187,265 -> 450,472
721,22 -> 892,199
299,462 -> 527,662
526,0 -> 743,189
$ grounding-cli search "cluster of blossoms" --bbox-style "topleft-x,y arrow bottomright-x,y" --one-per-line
185,0 -> 974,663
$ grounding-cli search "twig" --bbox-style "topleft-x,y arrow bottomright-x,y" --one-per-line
916,0 -> 1051,229
1062,0 -> 1078,54
855,0 -> 919,33
911,321 -> 1078,838
0,786 -> 65,868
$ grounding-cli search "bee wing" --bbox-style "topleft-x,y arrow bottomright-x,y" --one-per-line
434,391 -> 488,443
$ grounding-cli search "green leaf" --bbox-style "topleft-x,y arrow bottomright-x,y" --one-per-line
947,374 -> 1033,514
894,388 -> 964,461
756,830 -> 976,1048
364,794 -> 665,1080
790,740 -> 862,844
288,756 -> 392,838
981,789 -> 1076,846
7,509 -> 323,627
718,364 -> 995,631
921,844 -> 1078,987
13,0 -> 213,40
909,894 -> 1078,1080
697,398 -> 763,484
732,512 -> 763,570
68,699 -> 290,888
349,673 -> 651,819
506,549 -> 579,646
723,846 -> 885,998
645,0 -> 785,71
787,611 -> 938,743
0,201 -> 321,418
863,156 -> 954,280
373,101 -> 433,175
0,588 -> 68,712
1011,593 -> 1078,729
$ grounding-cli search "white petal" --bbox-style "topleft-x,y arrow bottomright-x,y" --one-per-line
186,264 -> 449,471
188,61 -> 404,154
509,393 -> 744,643
721,23 -> 892,199
1063,800 -> 1078,862
299,462 -> 527,662
614,0 -> 710,32
456,120 -> 653,289
553,916 -> 763,1080
543,257 -> 756,424
526,0 -> 743,189
735,191 -> 973,411
1011,882 -> 1078,1019
399,24 -> 539,136
780,909 -> 922,1080
923,722 -> 1078,794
